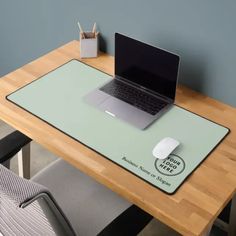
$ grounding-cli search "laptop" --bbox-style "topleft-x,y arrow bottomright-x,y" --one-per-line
84,33 -> 180,129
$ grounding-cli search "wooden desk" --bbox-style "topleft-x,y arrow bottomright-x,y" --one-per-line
1,40 -> 236,236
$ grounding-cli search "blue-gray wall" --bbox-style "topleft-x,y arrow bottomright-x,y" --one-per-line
0,1 -> 235,106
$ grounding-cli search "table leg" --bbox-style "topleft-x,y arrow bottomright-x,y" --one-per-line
18,143 -> 31,179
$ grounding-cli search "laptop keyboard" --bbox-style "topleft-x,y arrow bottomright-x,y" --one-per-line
100,80 -> 168,115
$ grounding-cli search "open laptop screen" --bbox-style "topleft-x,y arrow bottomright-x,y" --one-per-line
115,33 -> 180,101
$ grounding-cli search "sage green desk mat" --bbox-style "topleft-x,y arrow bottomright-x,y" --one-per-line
7,59 -> 229,194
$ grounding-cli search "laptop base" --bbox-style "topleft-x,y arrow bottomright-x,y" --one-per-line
84,79 -> 172,130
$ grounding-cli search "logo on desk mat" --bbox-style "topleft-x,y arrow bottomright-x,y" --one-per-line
154,154 -> 185,176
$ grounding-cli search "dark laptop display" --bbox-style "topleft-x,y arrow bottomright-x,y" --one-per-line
115,33 -> 179,100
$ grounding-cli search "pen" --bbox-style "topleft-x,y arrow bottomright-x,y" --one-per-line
92,22 -> 96,33
77,21 -> 86,39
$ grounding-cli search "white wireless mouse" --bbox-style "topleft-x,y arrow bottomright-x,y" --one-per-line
152,137 -> 180,160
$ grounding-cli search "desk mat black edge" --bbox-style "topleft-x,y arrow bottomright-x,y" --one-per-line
6,59 -> 230,195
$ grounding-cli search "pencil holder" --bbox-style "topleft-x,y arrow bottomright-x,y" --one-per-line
80,32 -> 98,58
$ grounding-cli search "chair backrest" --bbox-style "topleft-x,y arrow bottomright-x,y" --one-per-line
0,164 -> 76,236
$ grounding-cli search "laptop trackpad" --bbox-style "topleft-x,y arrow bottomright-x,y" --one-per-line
99,97 -> 152,120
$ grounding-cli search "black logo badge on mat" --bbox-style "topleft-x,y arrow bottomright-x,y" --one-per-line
154,154 -> 185,176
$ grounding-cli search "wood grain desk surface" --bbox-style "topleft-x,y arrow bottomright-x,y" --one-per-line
1,40 -> 236,236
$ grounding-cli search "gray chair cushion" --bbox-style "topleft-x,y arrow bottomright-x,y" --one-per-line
0,164 -> 68,236
32,159 -> 132,236
0,196 -> 58,236
0,163 -> 48,206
